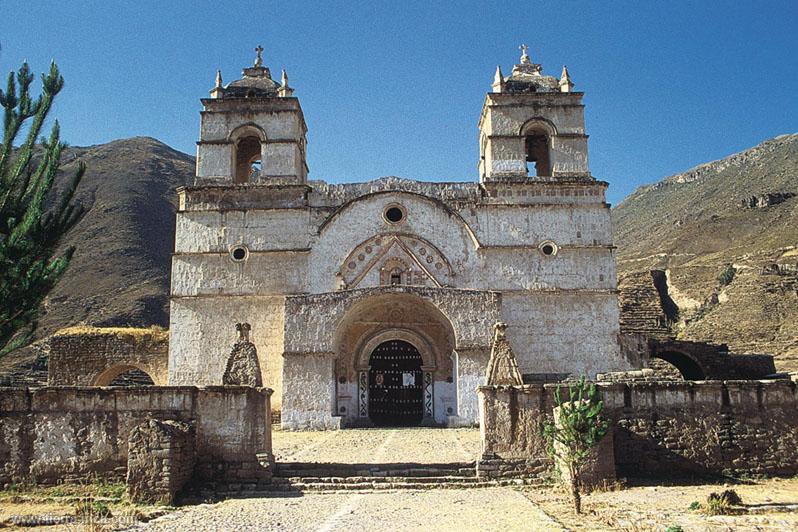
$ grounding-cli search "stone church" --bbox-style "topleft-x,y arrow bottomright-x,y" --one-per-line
168,46 -> 630,429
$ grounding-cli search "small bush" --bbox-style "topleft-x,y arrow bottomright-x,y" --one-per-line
704,489 -> 743,515
688,500 -> 701,511
718,264 -> 736,286
666,525 -> 684,532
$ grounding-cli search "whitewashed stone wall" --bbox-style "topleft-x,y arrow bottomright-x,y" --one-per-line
169,180 -> 628,426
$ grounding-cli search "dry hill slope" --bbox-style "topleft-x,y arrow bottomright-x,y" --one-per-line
37,137 -> 193,337
613,134 -> 798,370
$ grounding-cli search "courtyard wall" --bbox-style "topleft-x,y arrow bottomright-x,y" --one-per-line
478,380 -> 798,478
0,386 -> 273,487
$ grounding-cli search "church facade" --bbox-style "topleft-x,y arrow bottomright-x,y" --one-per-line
168,47 -> 630,429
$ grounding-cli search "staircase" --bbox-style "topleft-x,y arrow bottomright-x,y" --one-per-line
200,461 -> 541,497
270,461 -> 540,493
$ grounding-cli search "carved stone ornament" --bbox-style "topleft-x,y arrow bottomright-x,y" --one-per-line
223,322 -> 263,386
485,322 -> 523,386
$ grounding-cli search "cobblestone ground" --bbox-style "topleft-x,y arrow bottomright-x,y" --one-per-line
136,488 -> 563,531
273,427 -> 482,463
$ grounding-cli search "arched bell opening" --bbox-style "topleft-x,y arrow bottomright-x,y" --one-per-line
234,135 -> 262,183
520,119 -> 557,178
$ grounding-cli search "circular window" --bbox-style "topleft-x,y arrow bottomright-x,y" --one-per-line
230,245 -> 248,262
539,241 -> 558,257
383,205 -> 405,224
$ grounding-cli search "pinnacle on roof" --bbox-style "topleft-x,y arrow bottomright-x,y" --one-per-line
209,45 -> 294,99
491,45 -> 571,94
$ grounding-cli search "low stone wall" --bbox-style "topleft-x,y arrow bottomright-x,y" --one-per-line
0,386 -> 272,488
609,380 -> 798,477
48,327 -> 169,386
477,380 -> 798,479
127,419 -> 196,504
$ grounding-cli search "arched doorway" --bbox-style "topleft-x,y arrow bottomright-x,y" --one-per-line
368,340 -> 424,426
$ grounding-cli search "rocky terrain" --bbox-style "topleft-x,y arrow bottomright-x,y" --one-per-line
613,134 -> 798,370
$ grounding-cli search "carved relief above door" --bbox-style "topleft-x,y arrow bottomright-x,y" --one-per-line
338,234 -> 454,289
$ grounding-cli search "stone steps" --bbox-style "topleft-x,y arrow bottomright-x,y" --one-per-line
194,461 -> 545,496
204,476 -> 541,496
275,461 -> 477,479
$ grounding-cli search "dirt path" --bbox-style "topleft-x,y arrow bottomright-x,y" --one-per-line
273,427 -> 480,464
135,488 -> 563,532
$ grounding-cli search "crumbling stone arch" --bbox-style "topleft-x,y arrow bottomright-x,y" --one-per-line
651,350 -> 706,381
93,364 -> 159,386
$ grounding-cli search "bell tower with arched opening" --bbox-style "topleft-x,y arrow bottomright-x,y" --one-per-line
478,45 -> 589,182
196,46 -> 308,185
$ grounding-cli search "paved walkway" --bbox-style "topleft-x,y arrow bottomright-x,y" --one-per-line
273,427 -> 482,464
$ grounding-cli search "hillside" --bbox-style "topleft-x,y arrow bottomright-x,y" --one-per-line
35,137 -> 193,336
613,134 -> 798,370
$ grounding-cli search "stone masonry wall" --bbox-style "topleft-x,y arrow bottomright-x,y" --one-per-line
127,419 -> 196,505
48,327 -> 168,386
0,386 -> 272,487
478,380 -> 798,479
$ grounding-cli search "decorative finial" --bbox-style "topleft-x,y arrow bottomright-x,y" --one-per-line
254,45 -> 264,68
492,65 -> 505,93
215,70 -> 223,89
519,44 -> 530,65
559,65 -> 574,92
278,68 -> 294,97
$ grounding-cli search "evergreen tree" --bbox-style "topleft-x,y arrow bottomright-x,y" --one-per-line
0,61 -> 84,356
542,377 -> 609,514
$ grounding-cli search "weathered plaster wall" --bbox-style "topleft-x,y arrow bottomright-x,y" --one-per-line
281,354 -> 338,430
168,296 -> 284,408
170,177 -> 623,424
48,327 -> 168,386
0,386 -> 273,487
502,292 -> 627,376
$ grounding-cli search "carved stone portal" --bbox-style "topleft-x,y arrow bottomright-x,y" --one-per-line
223,323 -> 263,387
485,322 -> 523,386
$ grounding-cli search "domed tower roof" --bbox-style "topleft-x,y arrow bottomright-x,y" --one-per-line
210,45 -> 291,99
500,45 -> 561,94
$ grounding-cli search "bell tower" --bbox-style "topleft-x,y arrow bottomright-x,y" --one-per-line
478,45 -> 590,182
196,46 -> 308,185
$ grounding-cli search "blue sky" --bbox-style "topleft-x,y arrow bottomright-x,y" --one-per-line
1,0 -> 796,204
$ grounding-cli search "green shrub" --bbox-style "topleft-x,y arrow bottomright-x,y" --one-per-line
688,500 -> 701,511
718,264 -> 736,286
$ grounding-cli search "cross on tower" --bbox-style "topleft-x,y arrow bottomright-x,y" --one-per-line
519,44 -> 530,64
254,45 -> 264,67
